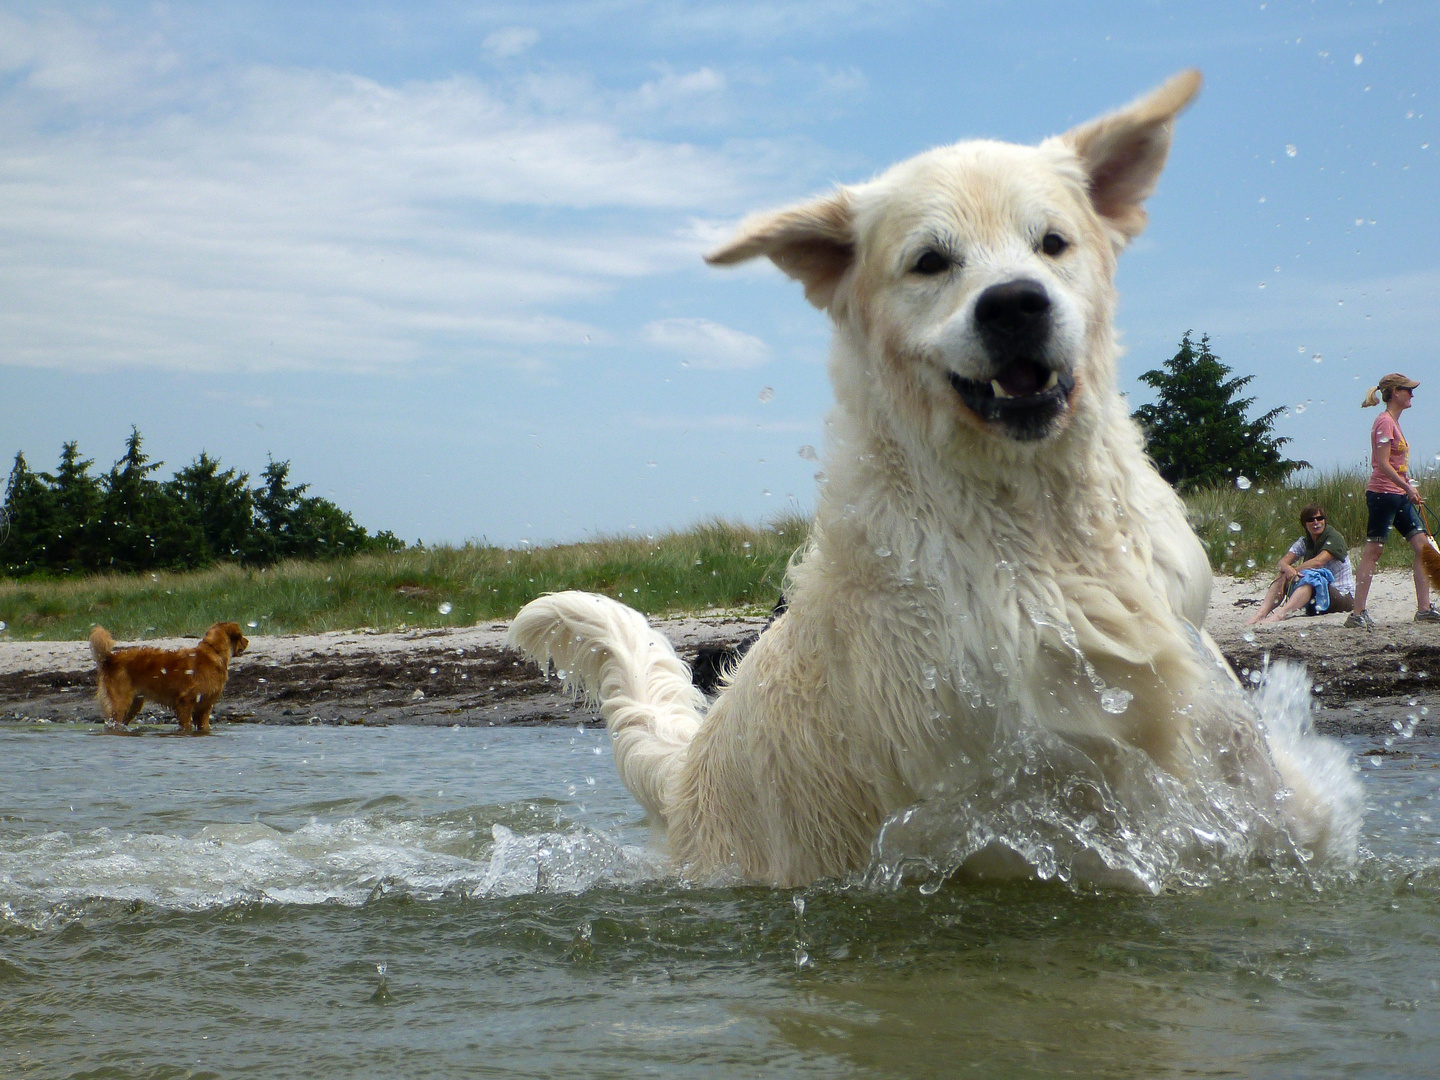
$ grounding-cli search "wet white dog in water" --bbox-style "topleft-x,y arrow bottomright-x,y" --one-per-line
510,72 -> 1358,889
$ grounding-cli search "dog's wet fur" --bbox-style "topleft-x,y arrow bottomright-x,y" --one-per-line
511,72 -> 1347,887
90,622 -> 249,734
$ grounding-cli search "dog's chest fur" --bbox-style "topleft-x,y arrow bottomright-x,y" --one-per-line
778,388 -> 1208,796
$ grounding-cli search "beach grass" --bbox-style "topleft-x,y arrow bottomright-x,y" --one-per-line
0,514 -> 807,640
1186,467 -> 1440,578
3,469 -> 1438,641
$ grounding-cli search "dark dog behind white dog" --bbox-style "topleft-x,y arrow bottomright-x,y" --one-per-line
510,72 -> 1358,888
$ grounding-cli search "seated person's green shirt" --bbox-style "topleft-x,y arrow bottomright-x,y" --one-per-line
1300,524 -> 1347,563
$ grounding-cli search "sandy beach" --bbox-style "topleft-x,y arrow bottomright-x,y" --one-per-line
4,569 -> 1439,736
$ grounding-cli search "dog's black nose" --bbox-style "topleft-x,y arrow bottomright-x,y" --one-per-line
974,279 -> 1051,342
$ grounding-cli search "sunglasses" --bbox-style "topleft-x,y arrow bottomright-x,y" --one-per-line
1303,516 -> 1325,524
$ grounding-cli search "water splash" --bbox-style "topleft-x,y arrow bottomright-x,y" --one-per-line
0,809 -> 664,922
866,659 -> 1362,894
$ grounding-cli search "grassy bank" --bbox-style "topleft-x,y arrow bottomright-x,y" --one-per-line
0,516 -> 805,641
1,470 -> 1436,641
1186,468 -> 1439,577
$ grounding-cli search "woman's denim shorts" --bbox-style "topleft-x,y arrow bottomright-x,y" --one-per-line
1365,489 -> 1423,542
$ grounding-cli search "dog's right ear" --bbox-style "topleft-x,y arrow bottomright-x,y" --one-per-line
1053,69 -> 1202,245
705,191 -> 855,310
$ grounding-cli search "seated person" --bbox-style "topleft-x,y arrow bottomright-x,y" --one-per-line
1248,503 -> 1355,625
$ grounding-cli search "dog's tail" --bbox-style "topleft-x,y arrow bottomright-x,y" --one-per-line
1420,536 -> 1440,595
507,592 -> 705,824
89,625 -> 115,664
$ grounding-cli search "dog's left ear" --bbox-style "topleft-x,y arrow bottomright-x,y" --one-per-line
705,190 -> 855,310
1051,69 -> 1202,244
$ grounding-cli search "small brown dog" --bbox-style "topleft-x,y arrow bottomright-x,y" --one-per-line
90,622 -> 249,734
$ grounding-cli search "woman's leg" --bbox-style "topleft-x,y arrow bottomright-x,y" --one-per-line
1260,583 -> 1314,623
1247,575 -> 1289,625
1353,539 -> 1385,612
1407,530 -> 1433,612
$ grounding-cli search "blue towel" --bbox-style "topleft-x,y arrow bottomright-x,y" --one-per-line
1296,567 -> 1337,614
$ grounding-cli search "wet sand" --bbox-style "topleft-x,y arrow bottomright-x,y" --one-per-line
4,570 -> 1439,736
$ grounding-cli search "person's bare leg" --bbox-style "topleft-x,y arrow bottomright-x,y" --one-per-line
1260,584 -> 1314,623
1247,576 -> 1289,625
1409,531 -> 1433,612
1353,539 -> 1384,613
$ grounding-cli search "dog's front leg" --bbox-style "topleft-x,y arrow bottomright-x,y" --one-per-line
194,696 -> 214,734
174,694 -> 197,734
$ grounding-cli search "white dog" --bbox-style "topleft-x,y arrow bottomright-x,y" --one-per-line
510,72 -> 1349,888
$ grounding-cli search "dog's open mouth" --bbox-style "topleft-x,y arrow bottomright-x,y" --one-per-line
948,358 -> 1075,440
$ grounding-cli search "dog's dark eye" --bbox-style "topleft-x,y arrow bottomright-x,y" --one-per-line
912,250 -> 951,276
1040,232 -> 1069,257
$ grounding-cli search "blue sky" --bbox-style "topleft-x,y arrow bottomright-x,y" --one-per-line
2,1 -> 1437,546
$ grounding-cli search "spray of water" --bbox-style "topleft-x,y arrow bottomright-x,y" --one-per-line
866,657 -> 1363,894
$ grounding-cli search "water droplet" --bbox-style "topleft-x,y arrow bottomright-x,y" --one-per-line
922,665 -> 938,690
1235,475 -> 1252,490
1258,282 -> 1267,289
1242,630 -> 1257,644
438,602 -> 453,615
797,444 -> 819,461
1353,53 -> 1363,65
1100,688 -> 1133,714
875,546 -> 892,558
742,541 -> 752,549
758,386 -> 774,404
792,895 -> 805,917
646,460 -> 657,468
0,621 -> 6,632
1313,353 -> 1323,363
1295,402 -> 1307,414
247,621 -> 259,629
1285,143 -> 1297,157
1228,521 -> 1243,533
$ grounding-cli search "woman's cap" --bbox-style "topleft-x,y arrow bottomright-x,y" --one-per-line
1379,373 -> 1420,392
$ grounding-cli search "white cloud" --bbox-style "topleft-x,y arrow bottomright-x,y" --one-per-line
642,317 -> 771,369
482,26 -> 540,58
0,16 -> 800,375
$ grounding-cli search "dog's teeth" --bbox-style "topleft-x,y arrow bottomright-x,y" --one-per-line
990,379 -> 1011,399
1043,370 -> 1059,391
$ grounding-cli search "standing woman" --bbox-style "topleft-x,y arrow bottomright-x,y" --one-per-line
1346,372 -> 1439,628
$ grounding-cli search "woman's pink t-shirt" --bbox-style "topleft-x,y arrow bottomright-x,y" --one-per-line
1368,411 -> 1410,494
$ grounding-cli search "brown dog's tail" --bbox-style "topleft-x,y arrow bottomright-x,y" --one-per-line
89,625 -> 115,664
1421,539 -> 1440,595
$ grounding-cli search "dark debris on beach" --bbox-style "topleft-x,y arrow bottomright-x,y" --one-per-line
3,625 -> 1440,738
0,635 -> 763,730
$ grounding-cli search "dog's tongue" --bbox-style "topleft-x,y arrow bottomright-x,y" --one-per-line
996,359 -> 1046,397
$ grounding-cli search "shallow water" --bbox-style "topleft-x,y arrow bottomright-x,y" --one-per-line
2,721 -> 1438,1079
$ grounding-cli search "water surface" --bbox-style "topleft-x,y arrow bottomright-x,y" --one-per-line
2,722 -> 1437,1078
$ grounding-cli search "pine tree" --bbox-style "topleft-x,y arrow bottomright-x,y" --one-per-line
2,431 -> 398,578
1132,332 -> 1304,491
97,427 -> 202,572
46,441 -> 103,572
2,452 -> 57,575
168,452 -> 254,563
